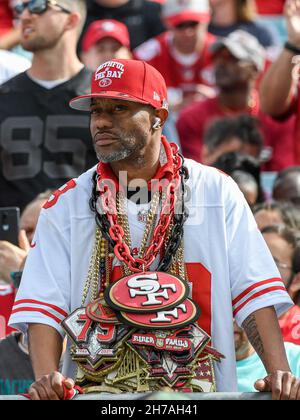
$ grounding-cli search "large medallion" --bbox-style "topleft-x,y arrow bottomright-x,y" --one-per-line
105,271 -> 189,313
62,307 -> 132,381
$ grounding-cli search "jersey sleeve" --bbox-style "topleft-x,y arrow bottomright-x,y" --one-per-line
8,209 -> 71,338
224,176 -> 293,327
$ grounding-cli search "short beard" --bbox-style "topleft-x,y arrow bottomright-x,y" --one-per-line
21,30 -> 64,52
95,130 -> 148,163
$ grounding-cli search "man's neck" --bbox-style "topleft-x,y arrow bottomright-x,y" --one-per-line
211,2 -> 237,27
28,41 -> 83,81
218,86 -> 254,112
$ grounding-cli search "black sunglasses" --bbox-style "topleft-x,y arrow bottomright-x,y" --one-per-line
14,0 -> 71,16
175,21 -> 199,30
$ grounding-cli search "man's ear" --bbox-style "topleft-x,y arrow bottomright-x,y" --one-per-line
64,11 -> 81,33
289,272 -> 300,303
154,108 -> 169,127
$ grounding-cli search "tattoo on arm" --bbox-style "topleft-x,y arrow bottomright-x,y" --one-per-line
242,314 -> 265,364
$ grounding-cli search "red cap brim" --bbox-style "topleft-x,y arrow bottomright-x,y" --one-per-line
165,11 -> 210,27
69,92 -> 155,111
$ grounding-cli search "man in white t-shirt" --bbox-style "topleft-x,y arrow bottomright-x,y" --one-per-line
9,58 -> 300,400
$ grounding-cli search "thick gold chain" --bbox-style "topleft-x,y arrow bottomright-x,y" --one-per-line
81,228 -> 102,306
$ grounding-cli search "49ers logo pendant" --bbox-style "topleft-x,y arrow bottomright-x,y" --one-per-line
105,271 -> 189,313
117,299 -> 201,330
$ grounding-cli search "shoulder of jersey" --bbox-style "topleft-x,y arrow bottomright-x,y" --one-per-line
134,33 -> 165,61
42,165 -> 97,211
63,67 -> 92,95
184,158 -> 229,181
0,72 -> 31,93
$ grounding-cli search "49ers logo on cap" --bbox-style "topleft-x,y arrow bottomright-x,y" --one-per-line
95,60 -> 125,87
105,272 -> 189,313
99,78 -> 112,88
117,299 -> 201,330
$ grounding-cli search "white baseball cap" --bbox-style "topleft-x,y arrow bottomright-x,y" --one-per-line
162,0 -> 210,27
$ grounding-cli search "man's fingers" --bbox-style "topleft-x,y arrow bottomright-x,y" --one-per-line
281,372 -> 294,400
63,378 -> 75,389
289,378 -> 300,400
254,378 -> 270,392
50,372 -> 66,399
31,383 -> 48,400
28,386 -> 41,401
40,376 -> 60,400
271,371 -> 283,400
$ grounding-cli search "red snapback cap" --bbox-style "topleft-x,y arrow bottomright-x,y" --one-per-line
82,19 -> 130,53
70,59 -> 169,111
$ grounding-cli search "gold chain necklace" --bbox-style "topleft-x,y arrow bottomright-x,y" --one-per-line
82,192 -> 188,304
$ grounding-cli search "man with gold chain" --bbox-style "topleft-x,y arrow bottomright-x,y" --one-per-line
9,59 -> 300,400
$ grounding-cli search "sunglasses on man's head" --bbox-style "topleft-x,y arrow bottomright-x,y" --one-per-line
14,0 -> 71,16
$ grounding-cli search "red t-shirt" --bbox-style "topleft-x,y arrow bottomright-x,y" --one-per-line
176,95 -> 296,171
274,88 -> 300,165
0,284 -> 16,338
279,305 -> 300,345
255,0 -> 286,15
0,1 -> 13,36
134,31 -> 215,90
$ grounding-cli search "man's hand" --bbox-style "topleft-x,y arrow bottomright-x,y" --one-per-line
28,372 -> 75,400
285,0 -> 300,47
0,230 -> 29,283
255,371 -> 300,400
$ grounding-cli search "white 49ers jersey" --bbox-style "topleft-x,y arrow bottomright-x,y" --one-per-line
9,159 -> 292,392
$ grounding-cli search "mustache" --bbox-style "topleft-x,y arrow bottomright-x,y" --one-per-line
93,131 -> 121,141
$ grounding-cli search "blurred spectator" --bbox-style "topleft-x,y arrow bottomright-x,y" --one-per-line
135,0 -> 216,110
203,114 -> 263,166
213,151 -> 264,204
262,225 -> 300,344
231,170 -> 258,207
0,0 -> 97,211
0,0 -> 22,50
0,0 -> 14,36
254,201 -> 300,231
0,49 -> 31,84
0,283 -> 15,339
292,246 -> 300,306
260,0 -> 300,164
0,332 -> 34,395
254,1 -> 287,45
235,320 -> 300,392
82,0 -> 165,50
273,167 -> 300,206
255,0 -> 286,15
81,19 -> 131,71
177,30 -> 296,171
0,190 -> 55,396
0,190 -> 52,340
208,0 -> 280,50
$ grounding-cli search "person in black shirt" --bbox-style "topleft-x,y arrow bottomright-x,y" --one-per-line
0,332 -> 34,396
82,0 -> 166,50
0,0 -> 97,211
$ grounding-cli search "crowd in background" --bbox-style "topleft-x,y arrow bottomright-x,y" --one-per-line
0,0 -> 300,396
